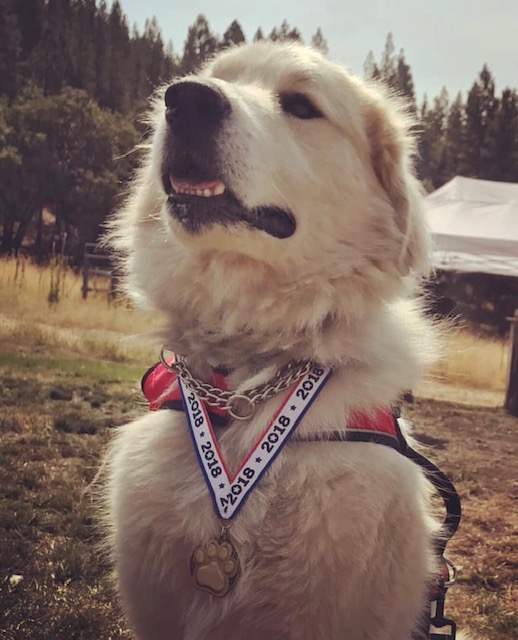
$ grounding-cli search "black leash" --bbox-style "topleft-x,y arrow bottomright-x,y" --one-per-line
396,418 -> 461,640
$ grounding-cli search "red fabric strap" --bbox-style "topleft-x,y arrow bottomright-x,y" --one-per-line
141,359 -> 229,419
142,362 -> 399,445
348,409 -> 400,440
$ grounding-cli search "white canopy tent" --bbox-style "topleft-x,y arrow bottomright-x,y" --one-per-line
424,176 -> 518,277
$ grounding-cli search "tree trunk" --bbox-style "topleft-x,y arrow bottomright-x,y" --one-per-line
13,217 -> 30,255
35,207 -> 44,262
1,219 -> 14,254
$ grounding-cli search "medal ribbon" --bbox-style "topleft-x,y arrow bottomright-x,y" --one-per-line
179,362 -> 333,519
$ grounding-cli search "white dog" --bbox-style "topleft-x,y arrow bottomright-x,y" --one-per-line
104,42 -> 462,640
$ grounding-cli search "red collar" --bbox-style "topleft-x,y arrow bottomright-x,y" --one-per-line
141,360 -> 403,450
142,358 -> 230,424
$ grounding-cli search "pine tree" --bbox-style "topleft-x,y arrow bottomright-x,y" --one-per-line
311,27 -> 328,55
443,92 -> 466,182
363,50 -> 380,80
488,88 -> 518,182
364,35 -> 416,112
163,40 -> 178,82
70,0 -> 97,94
463,65 -> 497,178
36,0 -> 74,95
477,65 -> 497,178
253,28 -> 264,42
13,0 -> 43,60
144,17 -> 169,89
396,49 -> 416,113
269,20 -> 303,43
418,88 -> 449,188
379,33 -> 398,89
180,15 -> 218,75
43,0 -> 75,95
106,1 -> 132,112
129,24 -> 146,102
0,0 -> 21,97
221,20 -> 246,49
94,0 -> 111,107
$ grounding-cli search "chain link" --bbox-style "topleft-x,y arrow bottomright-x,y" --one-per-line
159,348 -> 312,419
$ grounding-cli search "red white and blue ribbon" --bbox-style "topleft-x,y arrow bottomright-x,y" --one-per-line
179,363 -> 332,519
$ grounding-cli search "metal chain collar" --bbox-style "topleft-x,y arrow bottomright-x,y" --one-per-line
159,348 -> 312,420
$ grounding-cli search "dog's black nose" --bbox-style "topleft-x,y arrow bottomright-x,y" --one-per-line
164,81 -> 231,133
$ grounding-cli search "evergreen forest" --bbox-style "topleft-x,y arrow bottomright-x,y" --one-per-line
1,1 -> 517,259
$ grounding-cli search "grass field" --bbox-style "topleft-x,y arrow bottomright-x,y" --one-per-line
0,258 -> 516,639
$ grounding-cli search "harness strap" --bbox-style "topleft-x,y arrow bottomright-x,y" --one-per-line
142,362 -> 461,552
141,361 -> 460,639
294,408 -> 403,450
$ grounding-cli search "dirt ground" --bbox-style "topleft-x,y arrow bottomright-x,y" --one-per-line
0,352 -> 516,639
404,397 -> 518,639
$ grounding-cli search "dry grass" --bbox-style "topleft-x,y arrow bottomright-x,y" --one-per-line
405,399 -> 518,640
0,257 -> 159,363
0,257 -> 516,639
0,256 -> 158,335
430,330 -> 509,392
0,258 -> 511,393
0,355 -> 139,640
1,353 -> 516,640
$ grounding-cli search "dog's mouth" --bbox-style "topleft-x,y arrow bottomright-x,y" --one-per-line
162,174 -> 296,239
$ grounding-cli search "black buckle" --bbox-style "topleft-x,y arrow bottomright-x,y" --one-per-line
430,629 -> 456,640
429,592 -> 457,640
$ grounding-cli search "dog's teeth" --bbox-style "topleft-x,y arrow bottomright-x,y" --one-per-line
169,178 -> 227,197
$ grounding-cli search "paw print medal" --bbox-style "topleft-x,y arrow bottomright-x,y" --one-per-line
178,361 -> 332,597
190,520 -> 239,597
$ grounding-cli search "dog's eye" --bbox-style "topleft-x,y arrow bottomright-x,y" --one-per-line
279,92 -> 323,120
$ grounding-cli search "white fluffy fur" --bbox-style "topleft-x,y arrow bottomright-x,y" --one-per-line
104,42 -> 460,639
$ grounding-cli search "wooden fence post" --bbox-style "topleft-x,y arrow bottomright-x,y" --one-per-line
110,271 -> 117,301
504,309 -> 518,416
82,261 -> 89,300
81,242 -> 114,301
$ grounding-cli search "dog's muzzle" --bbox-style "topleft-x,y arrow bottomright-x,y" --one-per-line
161,80 -> 296,239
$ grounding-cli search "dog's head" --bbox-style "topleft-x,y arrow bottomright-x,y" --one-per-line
112,42 -> 430,364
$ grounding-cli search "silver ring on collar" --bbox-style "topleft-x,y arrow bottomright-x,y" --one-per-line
227,394 -> 256,421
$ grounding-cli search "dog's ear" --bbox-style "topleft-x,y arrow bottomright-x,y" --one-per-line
366,94 -> 431,277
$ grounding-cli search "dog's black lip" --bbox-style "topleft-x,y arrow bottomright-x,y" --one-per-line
166,191 -> 241,229
162,174 -> 296,239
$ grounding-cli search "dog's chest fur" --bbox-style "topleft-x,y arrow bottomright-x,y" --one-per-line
107,366 -> 435,640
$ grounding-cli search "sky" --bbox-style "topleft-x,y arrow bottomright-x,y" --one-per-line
116,0 -> 518,102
